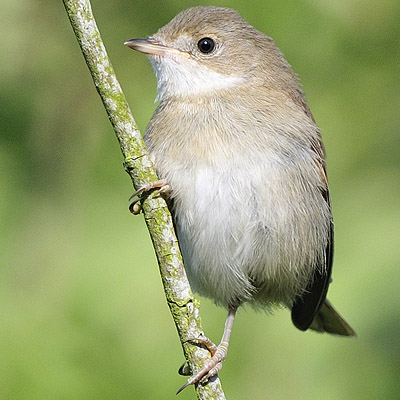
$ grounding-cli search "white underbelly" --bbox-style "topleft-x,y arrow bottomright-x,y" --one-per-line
160,156 -> 329,309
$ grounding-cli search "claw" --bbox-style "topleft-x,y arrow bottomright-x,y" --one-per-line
128,179 -> 170,214
176,381 -> 191,395
176,348 -> 225,394
176,307 -> 237,394
178,361 -> 191,376
183,337 -> 218,356
129,200 -> 142,215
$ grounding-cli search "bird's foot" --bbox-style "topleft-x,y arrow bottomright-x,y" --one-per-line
176,337 -> 228,394
129,179 -> 170,214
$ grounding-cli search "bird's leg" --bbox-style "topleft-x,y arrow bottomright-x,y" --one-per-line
176,306 -> 237,394
129,179 -> 170,214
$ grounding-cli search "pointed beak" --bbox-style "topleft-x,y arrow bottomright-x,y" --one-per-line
124,37 -> 188,58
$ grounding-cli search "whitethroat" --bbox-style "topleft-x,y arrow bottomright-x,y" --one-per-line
125,6 -> 356,394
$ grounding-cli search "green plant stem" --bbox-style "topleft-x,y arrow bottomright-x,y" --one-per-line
62,0 -> 226,399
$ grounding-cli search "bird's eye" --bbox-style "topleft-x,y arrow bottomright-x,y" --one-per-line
197,37 -> 215,54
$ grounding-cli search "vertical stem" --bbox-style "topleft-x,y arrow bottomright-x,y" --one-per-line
62,0 -> 226,398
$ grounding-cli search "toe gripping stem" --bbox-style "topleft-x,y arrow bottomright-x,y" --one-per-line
129,179 -> 170,214
176,307 -> 237,394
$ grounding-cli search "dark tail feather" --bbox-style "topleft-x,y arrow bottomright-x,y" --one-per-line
309,300 -> 356,337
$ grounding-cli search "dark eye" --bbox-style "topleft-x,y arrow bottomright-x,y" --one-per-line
197,37 -> 215,54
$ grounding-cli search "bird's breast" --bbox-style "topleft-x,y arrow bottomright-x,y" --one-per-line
144,101 -> 330,308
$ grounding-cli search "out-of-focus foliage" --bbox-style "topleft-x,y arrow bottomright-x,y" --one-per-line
0,0 -> 399,399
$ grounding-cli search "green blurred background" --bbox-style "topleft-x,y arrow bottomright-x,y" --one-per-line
1,0 -> 399,399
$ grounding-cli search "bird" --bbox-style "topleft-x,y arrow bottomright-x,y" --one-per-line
125,5 -> 356,393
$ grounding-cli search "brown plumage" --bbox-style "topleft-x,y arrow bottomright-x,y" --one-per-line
126,6 -> 356,392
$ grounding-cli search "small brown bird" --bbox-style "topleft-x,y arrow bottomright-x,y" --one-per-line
125,6 -> 355,393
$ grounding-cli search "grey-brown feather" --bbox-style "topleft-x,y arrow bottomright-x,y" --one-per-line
142,6 -> 353,334
146,90 -> 330,310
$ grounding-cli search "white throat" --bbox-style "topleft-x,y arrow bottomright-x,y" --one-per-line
150,55 -> 244,100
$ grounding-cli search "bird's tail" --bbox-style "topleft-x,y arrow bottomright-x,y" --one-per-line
309,300 -> 356,336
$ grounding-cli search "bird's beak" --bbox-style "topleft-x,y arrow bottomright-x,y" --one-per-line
124,37 -> 187,58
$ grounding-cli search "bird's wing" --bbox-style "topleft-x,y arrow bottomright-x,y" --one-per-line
291,204 -> 333,331
290,99 -> 334,331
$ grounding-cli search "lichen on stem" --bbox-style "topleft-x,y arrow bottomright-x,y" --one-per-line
62,0 -> 226,398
